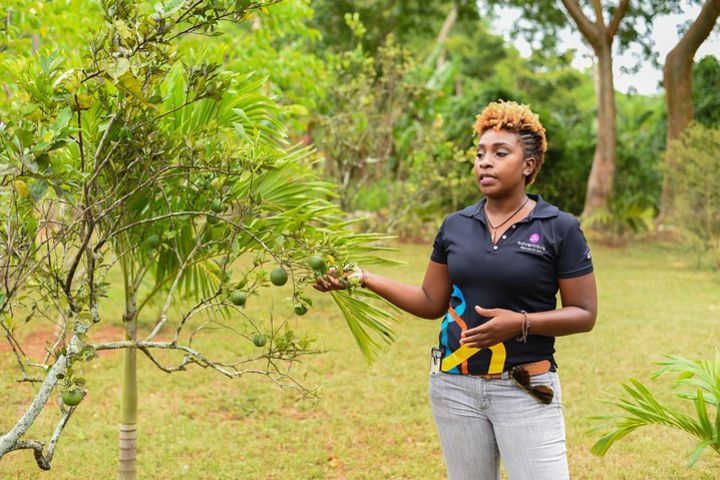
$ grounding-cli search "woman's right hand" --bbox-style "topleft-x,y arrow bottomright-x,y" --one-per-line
312,267 -> 364,293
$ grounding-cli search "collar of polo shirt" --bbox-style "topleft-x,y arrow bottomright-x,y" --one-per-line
458,193 -> 559,223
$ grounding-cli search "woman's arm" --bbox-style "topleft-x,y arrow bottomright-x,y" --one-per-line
459,272 -> 597,349
312,260 -> 452,320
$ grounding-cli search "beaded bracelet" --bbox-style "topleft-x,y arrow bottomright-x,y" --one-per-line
516,310 -> 529,343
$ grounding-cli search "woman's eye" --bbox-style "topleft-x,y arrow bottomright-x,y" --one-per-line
475,153 -> 484,160
496,151 -> 508,157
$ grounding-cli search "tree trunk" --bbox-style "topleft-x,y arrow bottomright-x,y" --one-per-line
582,40 -> 617,218
658,0 -> 720,221
118,257 -> 138,480
118,335 -> 137,480
436,3 -> 458,70
659,51 -> 693,221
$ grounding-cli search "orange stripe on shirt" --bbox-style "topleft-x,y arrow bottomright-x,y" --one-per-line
448,307 -> 469,374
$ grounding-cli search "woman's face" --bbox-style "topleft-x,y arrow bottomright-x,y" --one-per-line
474,129 -> 534,197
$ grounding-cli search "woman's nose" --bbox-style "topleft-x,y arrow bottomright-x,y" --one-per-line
476,155 -> 492,168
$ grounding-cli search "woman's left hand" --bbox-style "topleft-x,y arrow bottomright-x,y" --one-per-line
459,306 -> 523,349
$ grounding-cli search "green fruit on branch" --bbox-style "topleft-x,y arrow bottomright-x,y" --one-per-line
309,256 -> 326,273
206,214 -> 220,224
210,198 -> 224,213
144,234 -> 160,249
270,267 -> 288,286
62,388 -> 83,407
294,305 -> 308,316
252,334 -> 266,347
229,290 -> 247,306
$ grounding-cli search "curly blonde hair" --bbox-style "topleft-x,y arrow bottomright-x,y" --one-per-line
474,100 -> 547,184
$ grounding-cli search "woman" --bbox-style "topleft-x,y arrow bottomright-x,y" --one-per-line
313,100 -> 597,480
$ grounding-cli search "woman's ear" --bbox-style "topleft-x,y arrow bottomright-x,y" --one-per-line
523,157 -> 536,177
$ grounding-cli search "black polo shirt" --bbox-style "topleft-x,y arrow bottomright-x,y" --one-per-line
430,193 -> 593,375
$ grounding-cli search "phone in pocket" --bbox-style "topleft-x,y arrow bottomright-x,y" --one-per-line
430,347 -> 442,375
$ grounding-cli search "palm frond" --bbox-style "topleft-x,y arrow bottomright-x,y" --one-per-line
330,289 -> 399,364
591,352 -> 720,468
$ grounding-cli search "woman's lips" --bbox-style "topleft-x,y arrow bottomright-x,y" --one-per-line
479,176 -> 497,186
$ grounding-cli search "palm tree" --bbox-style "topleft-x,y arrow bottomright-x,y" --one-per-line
592,352 -> 720,468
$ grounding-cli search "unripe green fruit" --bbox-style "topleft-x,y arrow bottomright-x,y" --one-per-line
253,334 -> 266,347
144,234 -> 160,249
206,215 -> 219,225
230,290 -> 247,306
270,267 -> 288,286
309,256 -> 325,272
294,305 -> 308,316
62,389 -> 83,406
210,199 -> 224,213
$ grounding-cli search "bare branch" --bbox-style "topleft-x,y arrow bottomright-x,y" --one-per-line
0,335 -> 77,459
561,0 -> 602,47
671,0 -> 720,58
607,0 -> 630,40
6,440 -> 50,470
591,0 -> 605,27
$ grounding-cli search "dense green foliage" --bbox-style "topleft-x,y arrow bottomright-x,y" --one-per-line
304,0 -> 680,232
2,0 -> 715,238
664,123 -> 720,268
693,55 -> 720,128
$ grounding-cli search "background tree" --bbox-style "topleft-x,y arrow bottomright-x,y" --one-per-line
659,0 -> 720,219
480,1 -> 701,220
481,0 -> 635,217
309,0 -> 480,55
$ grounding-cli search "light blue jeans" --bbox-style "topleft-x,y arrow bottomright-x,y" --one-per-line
428,371 -> 569,480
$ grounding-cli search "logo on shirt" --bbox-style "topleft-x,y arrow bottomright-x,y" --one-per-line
518,232 -> 546,254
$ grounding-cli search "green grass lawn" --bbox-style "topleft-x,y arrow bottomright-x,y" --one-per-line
1,240 -> 719,479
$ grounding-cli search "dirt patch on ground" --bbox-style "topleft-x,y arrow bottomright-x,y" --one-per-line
0,324 -> 126,360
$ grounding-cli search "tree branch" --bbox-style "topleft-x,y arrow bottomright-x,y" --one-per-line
672,0 -> 720,58
607,0 -> 631,40
561,0 -> 601,47
591,0 -> 605,27
0,336 -> 77,459
145,237 -> 204,340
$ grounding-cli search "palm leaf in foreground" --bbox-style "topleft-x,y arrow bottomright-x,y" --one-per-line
591,352 -> 720,467
330,288 -> 400,364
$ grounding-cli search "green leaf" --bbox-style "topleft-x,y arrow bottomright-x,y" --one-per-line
694,388 -> 713,436
158,0 -> 186,17
330,289 -> 398,364
687,440 -> 711,467
105,57 -> 130,80
51,107 -> 72,133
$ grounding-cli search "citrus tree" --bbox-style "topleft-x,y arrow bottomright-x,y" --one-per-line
0,1 -> 397,477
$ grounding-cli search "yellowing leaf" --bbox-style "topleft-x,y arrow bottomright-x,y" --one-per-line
113,20 -> 133,43
73,94 -> 94,111
116,71 -> 148,103
14,180 -> 28,198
